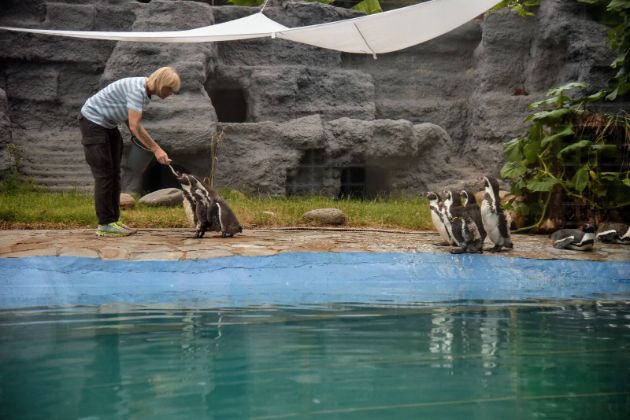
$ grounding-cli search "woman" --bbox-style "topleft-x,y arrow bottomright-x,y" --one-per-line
79,66 -> 180,236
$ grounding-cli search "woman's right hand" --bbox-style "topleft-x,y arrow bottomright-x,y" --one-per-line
154,148 -> 172,165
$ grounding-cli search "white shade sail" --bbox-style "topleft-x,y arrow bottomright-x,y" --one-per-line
0,12 -> 288,43
0,0 -> 501,54
278,0 -> 501,54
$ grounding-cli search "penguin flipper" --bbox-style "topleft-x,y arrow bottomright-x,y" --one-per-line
208,202 -> 222,232
596,230 -> 618,243
552,236 -> 575,249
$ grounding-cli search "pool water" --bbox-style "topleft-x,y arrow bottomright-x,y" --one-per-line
1,302 -> 629,419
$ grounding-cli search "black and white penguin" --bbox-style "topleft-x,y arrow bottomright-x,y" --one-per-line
480,176 -> 513,252
460,189 -> 486,244
426,191 -> 453,246
596,222 -> 630,244
550,224 -> 596,251
169,166 -> 242,238
443,190 -> 483,254
207,189 -> 243,238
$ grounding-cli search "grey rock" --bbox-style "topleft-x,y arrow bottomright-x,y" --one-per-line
0,89 -> 12,176
303,208 -> 347,225
1,0 -> 627,195
139,188 -> 183,207
119,193 -> 136,210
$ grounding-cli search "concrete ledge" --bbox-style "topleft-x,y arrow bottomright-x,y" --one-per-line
1,228 -> 629,261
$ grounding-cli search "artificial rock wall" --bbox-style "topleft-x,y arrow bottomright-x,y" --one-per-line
0,0 -> 620,197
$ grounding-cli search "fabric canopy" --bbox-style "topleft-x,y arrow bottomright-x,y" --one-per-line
0,12 -> 289,43
0,0 -> 501,55
278,0 -> 500,54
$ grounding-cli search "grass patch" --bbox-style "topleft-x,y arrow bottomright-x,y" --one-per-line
0,176 -> 432,230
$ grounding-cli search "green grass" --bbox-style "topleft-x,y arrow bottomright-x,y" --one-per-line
0,175 -> 433,230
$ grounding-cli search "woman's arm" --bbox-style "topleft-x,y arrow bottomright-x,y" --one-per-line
128,109 -> 171,165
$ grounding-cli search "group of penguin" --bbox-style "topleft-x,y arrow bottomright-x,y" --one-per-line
168,165 -> 242,239
550,222 -> 630,251
427,176 -> 512,254
427,175 -> 630,253
167,163 -> 630,250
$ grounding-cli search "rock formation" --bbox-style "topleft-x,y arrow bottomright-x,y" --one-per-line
0,0 -> 624,197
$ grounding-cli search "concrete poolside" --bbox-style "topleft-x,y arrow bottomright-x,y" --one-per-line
0,228 -> 628,262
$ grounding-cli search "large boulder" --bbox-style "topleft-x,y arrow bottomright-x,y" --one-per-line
0,89 -> 11,177
139,188 -> 183,207
303,208 -> 347,225
1,0 -> 627,196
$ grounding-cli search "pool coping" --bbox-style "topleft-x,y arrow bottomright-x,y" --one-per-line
0,227 -> 629,262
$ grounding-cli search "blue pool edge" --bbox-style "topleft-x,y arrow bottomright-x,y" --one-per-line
1,252 -> 629,309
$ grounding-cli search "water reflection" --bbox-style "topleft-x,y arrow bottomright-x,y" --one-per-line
429,309 -> 454,368
0,301 -> 629,419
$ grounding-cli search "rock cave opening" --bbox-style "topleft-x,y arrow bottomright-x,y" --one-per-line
204,80 -> 248,123
339,166 -> 366,199
286,149 -> 391,199
286,149 -> 328,196
141,162 -> 188,194
339,165 -> 389,199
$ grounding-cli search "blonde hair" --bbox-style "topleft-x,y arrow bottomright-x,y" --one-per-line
147,67 -> 181,93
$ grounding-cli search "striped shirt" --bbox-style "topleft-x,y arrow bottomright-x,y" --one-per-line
81,77 -> 151,129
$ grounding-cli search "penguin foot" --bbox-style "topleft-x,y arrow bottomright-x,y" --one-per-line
485,245 -> 502,253
434,241 -> 451,246
450,248 -> 466,254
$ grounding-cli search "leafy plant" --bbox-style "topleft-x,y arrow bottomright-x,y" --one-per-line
493,0 -> 630,230
493,0 -> 541,17
500,83 -> 630,230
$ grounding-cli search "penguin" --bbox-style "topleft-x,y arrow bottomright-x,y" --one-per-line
206,188 -> 243,238
550,224 -> 596,251
480,176 -> 513,252
443,189 -> 483,254
460,189 -> 486,244
426,191 -> 453,246
169,165 -> 242,238
596,222 -> 630,244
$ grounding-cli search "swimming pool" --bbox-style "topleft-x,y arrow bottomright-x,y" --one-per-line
1,252 -> 629,418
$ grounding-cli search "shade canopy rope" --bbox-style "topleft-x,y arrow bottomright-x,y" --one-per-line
0,0 -> 501,55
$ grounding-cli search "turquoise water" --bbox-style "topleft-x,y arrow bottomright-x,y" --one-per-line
1,302 -> 629,419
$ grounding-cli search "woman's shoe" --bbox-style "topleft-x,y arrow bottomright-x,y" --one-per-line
114,220 -> 137,234
96,222 -> 132,237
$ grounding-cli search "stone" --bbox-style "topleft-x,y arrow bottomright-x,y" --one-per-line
119,193 -> 136,210
0,89 -> 11,176
303,208 -> 347,225
139,188 -> 183,207
1,0 -> 628,196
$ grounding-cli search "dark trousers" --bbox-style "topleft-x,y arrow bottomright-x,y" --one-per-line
78,114 -> 123,225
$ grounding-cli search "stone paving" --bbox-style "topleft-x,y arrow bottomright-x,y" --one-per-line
0,228 -> 629,262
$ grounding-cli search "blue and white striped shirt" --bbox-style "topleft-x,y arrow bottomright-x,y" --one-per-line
81,77 -> 151,129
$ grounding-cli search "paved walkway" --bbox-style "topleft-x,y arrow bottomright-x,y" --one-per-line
0,228 -> 629,262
